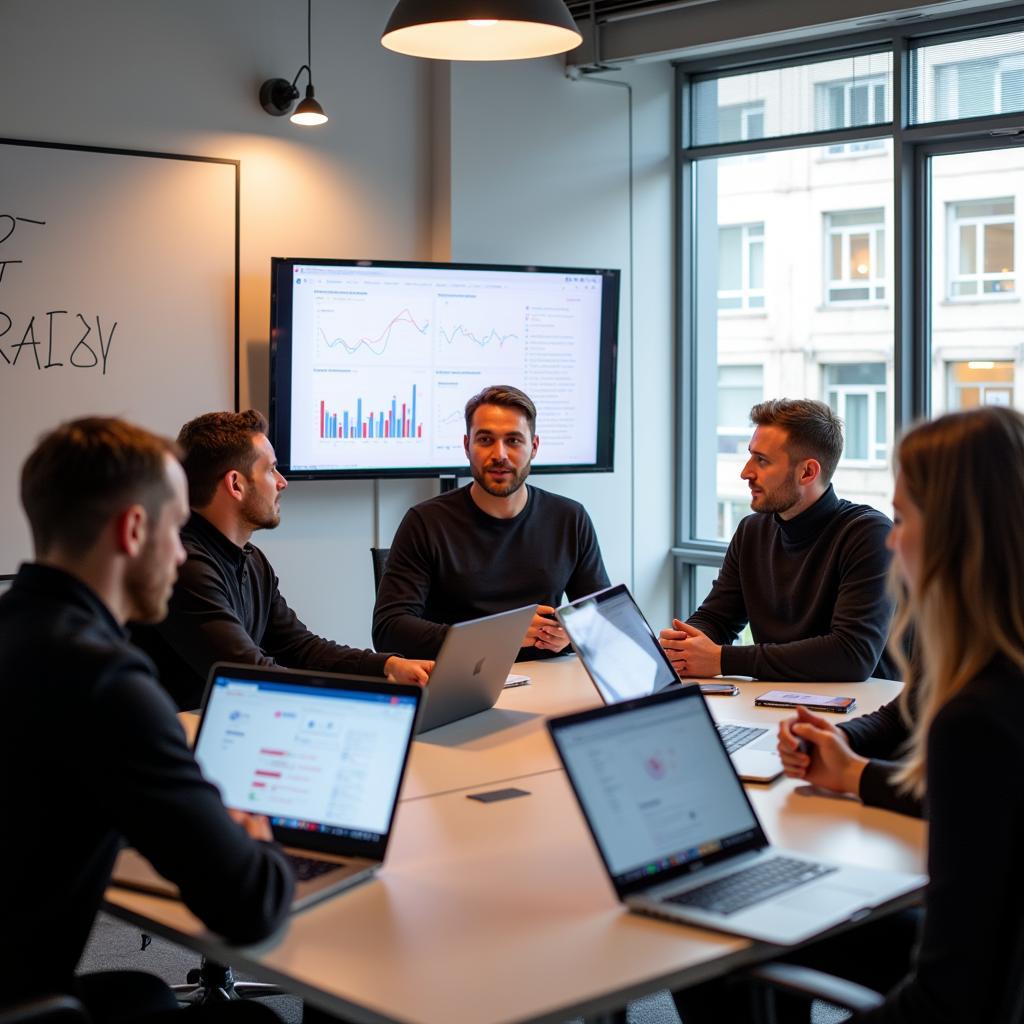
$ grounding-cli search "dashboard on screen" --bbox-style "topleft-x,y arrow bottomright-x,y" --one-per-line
268,258 -> 619,478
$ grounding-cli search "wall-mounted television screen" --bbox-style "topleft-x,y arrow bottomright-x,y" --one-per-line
268,258 -> 619,479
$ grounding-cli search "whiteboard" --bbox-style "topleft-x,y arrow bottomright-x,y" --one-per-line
0,139 -> 238,576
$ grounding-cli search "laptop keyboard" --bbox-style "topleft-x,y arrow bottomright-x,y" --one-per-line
717,722 -> 769,754
287,854 -> 345,882
665,856 -> 837,916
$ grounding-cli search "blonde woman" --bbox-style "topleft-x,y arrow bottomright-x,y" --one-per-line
679,406 -> 1024,1022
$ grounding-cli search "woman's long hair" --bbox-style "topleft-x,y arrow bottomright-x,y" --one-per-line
891,405 -> 1024,797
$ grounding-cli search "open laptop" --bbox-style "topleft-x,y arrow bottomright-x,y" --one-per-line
557,584 -> 782,782
113,663 -> 422,911
548,686 -> 924,945
416,603 -> 537,733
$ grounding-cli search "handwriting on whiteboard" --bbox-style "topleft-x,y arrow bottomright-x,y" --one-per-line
0,214 -> 119,374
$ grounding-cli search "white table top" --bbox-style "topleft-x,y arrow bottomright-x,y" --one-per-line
117,660 -> 922,1024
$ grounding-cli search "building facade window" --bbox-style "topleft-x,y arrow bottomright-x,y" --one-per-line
718,224 -> 765,311
826,209 -> 886,303
948,198 -> 1015,298
718,101 -> 765,141
947,360 -> 1015,408
824,363 -> 887,462
818,77 -> 888,154
936,56 -> 1024,119
717,364 -> 763,455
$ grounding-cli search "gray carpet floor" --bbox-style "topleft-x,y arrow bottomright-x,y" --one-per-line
79,913 -> 850,1023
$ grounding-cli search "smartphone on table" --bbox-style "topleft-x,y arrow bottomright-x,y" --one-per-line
753,690 -> 857,714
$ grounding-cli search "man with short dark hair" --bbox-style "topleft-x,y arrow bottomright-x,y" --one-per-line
134,410 -> 432,710
0,417 -> 292,1015
660,398 -> 898,681
372,385 -> 610,660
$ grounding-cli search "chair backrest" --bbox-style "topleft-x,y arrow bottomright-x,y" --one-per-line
370,547 -> 390,594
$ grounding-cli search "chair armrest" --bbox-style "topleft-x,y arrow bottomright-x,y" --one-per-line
748,963 -> 886,1014
0,995 -> 90,1024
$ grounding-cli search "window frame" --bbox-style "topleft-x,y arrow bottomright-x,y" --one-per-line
946,196 -> 1016,300
673,10 -> 1024,616
717,224 -> 766,311
824,209 -> 887,305
823,363 -> 889,464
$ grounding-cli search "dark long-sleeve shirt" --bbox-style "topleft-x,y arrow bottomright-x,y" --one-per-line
688,486 -> 898,681
0,564 -> 293,1001
133,512 -> 392,709
863,659 -> 1024,1023
372,484 -> 610,660
839,694 -> 922,818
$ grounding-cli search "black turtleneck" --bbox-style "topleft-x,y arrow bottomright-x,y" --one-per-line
687,485 -> 898,681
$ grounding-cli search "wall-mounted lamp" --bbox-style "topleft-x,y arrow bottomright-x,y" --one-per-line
259,0 -> 329,126
381,0 -> 582,61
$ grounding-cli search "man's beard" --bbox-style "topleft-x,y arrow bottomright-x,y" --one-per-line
241,491 -> 280,531
472,459 -> 531,498
751,476 -> 801,515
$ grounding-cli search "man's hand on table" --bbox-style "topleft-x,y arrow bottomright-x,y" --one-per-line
523,606 -> 570,654
228,809 -> 274,842
658,619 -> 722,678
385,656 -> 434,686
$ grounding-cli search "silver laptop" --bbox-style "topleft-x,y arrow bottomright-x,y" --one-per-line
113,663 -> 422,911
557,584 -> 782,782
548,686 -> 925,945
416,603 -> 537,733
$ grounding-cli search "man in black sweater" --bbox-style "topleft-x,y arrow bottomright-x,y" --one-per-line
372,386 -> 610,661
134,410 -> 432,709
660,398 -> 898,681
0,418 -> 292,1016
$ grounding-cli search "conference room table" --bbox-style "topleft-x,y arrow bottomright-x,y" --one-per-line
105,657 -> 926,1024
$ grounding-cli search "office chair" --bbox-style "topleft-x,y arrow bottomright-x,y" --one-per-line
0,996 -> 89,1024
743,915 -> 1024,1024
168,959 -> 284,1004
370,547 -> 390,594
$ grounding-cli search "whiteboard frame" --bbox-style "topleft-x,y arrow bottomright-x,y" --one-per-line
0,137 -> 239,580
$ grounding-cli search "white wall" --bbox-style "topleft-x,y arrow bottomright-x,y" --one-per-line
0,1 -> 680,638
447,59 -> 677,620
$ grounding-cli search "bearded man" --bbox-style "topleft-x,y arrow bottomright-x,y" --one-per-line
372,385 -> 609,661
659,398 -> 898,682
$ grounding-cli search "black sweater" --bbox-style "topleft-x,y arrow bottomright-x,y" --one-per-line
863,660 -> 1024,1022
839,695 -> 922,819
134,513 -> 392,710
688,486 -> 898,681
372,484 -> 609,660
0,564 -> 293,1000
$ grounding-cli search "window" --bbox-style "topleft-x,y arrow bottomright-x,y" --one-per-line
824,363 -> 887,462
718,224 -> 765,311
946,360 -> 1015,409
817,77 -> 888,154
718,101 -> 765,141
935,56 -> 1024,120
826,209 -> 886,303
717,364 -> 762,455
948,198 -> 1015,298
716,499 -> 752,540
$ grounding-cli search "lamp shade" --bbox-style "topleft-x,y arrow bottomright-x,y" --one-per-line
381,0 -> 582,61
290,84 -> 328,126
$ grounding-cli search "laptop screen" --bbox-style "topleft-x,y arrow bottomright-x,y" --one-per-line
195,674 -> 419,844
558,585 -> 678,703
550,688 -> 763,892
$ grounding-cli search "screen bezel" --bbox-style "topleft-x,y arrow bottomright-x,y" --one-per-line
195,663 -> 423,860
547,685 -> 769,900
268,257 -> 619,479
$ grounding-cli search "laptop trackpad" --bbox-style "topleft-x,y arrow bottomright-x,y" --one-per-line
778,881 -> 871,914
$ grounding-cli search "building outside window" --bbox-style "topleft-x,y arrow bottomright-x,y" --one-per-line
935,56 -> 1024,119
718,225 -> 765,311
818,77 -> 888,154
717,364 -> 763,455
716,498 -> 753,540
825,363 -> 887,462
948,198 -> 1015,298
826,209 -> 886,303
718,101 -> 765,141
947,360 -> 1015,408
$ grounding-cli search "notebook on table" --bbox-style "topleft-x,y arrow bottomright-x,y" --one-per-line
557,584 -> 783,782
547,685 -> 925,945
416,603 -> 537,733
113,663 -> 422,910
